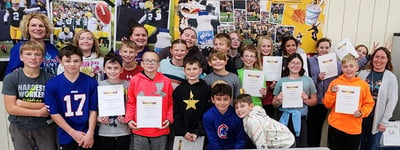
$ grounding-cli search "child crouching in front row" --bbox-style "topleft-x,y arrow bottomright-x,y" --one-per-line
235,94 -> 295,149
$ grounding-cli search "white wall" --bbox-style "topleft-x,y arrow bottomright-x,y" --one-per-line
325,0 -> 400,50
0,82 -> 14,150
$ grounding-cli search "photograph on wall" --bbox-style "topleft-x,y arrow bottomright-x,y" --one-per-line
50,0 -> 112,53
219,0 -> 233,23
269,3 -> 284,24
115,0 -> 170,45
217,25 -> 235,34
234,0 -> 245,9
0,0 -> 48,60
260,11 -> 269,24
246,0 -> 260,22
176,0 -> 220,48
275,25 -> 294,43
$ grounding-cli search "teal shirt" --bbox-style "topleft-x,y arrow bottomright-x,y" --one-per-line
237,68 -> 265,106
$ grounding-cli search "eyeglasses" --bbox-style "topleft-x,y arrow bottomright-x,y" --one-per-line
142,60 -> 158,64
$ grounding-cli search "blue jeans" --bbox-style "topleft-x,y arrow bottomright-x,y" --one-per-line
360,132 -> 383,150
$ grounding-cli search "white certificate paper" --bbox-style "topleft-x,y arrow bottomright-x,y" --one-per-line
383,121 -> 400,146
333,38 -> 359,60
243,70 -> 264,97
263,56 -> 282,81
335,85 -> 360,114
318,53 -> 338,79
300,54 -> 309,76
97,85 -> 125,117
282,81 -> 303,108
173,136 -> 205,150
137,96 -> 162,128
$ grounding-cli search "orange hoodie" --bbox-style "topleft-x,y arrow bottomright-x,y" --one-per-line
323,75 -> 374,135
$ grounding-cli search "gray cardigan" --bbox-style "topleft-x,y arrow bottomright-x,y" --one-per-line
358,69 -> 398,134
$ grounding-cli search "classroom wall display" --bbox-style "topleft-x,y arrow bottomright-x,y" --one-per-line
0,0 -> 48,60
50,0 -> 113,54
172,0 -> 326,53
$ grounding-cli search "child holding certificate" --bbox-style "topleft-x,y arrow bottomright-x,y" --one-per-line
45,45 -> 98,149
272,53 -> 317,147
237,44 -> 266,106
203,83 -> 247,149
323,54 -> 375,150
173,57 -> 211,144
125,51 -> 174,150
235,94 -> 295,149
257,36 -> 278,119
307,38 -> 342,147
97,53 -> 131,150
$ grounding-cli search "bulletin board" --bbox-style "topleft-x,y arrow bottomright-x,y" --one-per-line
171,0 -> 326,53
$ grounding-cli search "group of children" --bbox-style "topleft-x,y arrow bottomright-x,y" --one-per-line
2,28 -> 384,150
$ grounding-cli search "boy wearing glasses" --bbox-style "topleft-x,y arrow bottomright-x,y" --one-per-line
125,51 -> 174,150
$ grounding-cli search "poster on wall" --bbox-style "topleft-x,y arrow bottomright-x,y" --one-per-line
115,0 -> 170,48
0,0 -> 48,60
173,0 -> 220,48
172,0 -> 326,53
50,0 -> 112,54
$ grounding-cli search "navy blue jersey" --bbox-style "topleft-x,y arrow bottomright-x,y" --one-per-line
7,7 -> 24,27
45,73 -> 98,145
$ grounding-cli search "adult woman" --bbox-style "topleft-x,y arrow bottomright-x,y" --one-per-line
127,24 -> 150,64
57,29 -> 105,81
273,53 -> 317,147
158,27 -> 208,73
6,13 -> 59,76
307,38 -> 341,147
359,47 -> 398,150
228,30 -> 244,70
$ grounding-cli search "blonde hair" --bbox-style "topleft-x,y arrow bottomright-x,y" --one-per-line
121,40 -> 138,51
73,29 -> 103,58
341,54 -> 358,66
20,41 -> 45,56
20,13 -> 53,39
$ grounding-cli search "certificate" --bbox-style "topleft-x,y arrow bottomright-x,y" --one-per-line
318,53 -> 338,79
243,70 -> 264,97
333,38 -> 359,60
382,121 -> 400,146
97,85 -> 125,117
137,96 -> 162,128
300,54 -> 309,76
263,56 -> 282,81
335,85 -> 360,114
282,81 -> 303,108
173,136 -> 205,150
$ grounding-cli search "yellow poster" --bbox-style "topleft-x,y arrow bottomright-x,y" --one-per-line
170,0 -> 326,53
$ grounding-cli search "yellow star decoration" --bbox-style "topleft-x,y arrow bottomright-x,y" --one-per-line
183,90 -> 199,110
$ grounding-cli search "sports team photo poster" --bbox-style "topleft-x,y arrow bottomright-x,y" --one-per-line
50,0 -> 113,54
0,0 -> 48,60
